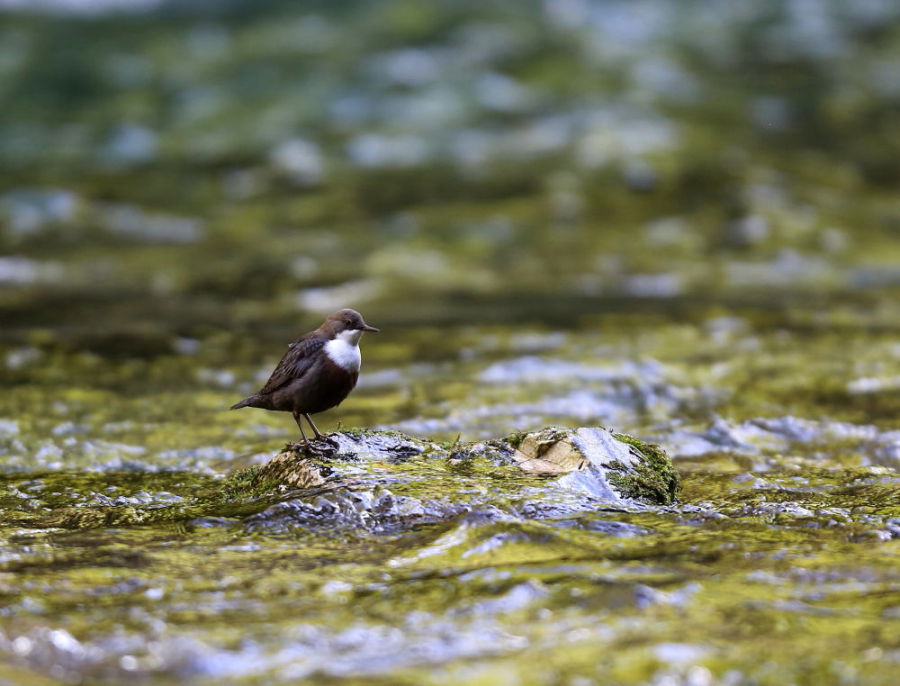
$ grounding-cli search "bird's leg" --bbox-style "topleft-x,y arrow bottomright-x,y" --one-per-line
303,413 -> 324,440
292,411 -> 309,445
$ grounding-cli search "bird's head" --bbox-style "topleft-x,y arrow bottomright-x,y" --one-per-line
321,308 -> 379,344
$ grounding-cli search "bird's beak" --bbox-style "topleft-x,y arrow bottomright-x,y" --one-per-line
362,324 -> 380,333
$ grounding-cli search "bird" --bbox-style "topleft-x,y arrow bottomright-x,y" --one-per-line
230,308 -> 379,443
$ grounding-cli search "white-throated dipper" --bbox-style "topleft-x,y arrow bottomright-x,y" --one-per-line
230,308 -> 378,442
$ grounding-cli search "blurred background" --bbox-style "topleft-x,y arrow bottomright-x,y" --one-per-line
5,0 -> 900,442
4,0 -> 900,453
3,0 -> 900,339
2,2 -> 900,685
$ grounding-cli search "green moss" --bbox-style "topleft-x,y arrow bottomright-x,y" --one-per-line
217,464 -> 273,500
40,505 -> 178,529
609,432 -> 681,505
504,431 -> 529,450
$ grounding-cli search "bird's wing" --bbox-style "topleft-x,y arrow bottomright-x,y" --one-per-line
256,335 -> 326,396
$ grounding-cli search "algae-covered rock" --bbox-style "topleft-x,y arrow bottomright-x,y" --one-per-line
248,426 -> 679,507
513,427 -> 680,505
22,428 -> 678,534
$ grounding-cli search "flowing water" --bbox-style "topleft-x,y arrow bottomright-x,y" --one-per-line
2,308 -> 898,685
1,1 -> 899,684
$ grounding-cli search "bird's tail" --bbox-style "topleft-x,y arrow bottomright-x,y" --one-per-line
230,395 -> 256,410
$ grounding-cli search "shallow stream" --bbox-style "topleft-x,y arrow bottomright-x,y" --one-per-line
2,307 -> 899,684
2,1 -> 900,683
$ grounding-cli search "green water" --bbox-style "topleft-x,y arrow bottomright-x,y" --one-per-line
2,0 -> 900,683
1,312 -> 897,684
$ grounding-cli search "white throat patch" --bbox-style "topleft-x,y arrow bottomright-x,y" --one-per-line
324,330 -> 362,371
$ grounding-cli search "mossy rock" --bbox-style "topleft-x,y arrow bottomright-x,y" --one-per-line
511,427 -> 680,505
245,427 -> 680,506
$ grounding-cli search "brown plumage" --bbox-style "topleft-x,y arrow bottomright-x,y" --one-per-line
230,309 -> 378,442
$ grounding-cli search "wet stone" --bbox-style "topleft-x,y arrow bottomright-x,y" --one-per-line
244,427 -> 680,524
245,487 -> 460,536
